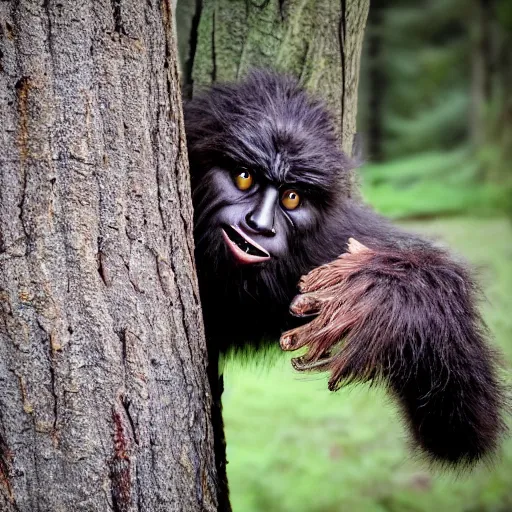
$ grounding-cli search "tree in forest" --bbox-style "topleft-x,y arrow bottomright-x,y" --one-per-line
177,0 -> 369,157
471,0 -> 512,188
0,1 -> 217,510
176,1 -> 369,510
364,1 -> 387,162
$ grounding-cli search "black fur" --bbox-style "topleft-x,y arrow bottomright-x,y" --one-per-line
184,70 -> 506,481
186,71 -> 354,352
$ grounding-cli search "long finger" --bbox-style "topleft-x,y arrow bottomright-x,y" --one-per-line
280,320 -> 320,351
289,290 -> 332,317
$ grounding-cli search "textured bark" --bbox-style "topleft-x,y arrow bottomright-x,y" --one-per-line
179,0 -> 369,157
176,0 -> 369,509
0,1 -> 217,511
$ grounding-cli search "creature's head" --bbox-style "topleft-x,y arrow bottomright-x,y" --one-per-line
185,70 -> 353,304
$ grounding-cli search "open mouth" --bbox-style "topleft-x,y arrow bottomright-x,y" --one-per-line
221,225 -> 271,264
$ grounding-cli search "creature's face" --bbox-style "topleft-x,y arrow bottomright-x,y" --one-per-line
186,71 -> 352,303
201,162 -> 324,265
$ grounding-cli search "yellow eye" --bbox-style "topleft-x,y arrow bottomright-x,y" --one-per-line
281,189 -> 301,210
234,169 -> 253,191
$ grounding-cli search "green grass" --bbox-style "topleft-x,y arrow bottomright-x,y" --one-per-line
223,216 -> 512,512
359,150 -> 512,219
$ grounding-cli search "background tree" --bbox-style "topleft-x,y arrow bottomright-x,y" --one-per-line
176,0 -> 369,510
357,0 -> 512,220
0,1 -> 217,510
176,0 -> 369,509
177,0 -> 369,158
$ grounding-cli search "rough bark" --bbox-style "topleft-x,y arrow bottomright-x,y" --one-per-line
0,1 -> 217,511
179,0 -> 369,157
176,0 -> 369,509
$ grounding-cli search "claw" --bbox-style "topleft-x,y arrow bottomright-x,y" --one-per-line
280,332 -> 296,351
280,324 -> 314,351
291,355 -> 335,371
289,294 -> 322,317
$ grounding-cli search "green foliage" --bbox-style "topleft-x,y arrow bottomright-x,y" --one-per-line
496,0 -> 512,32
358,0 -> 511,204
384,90 -> 469,157
478,91 -> 512,190
224,217 -> 512,512
358,0 -> 472,160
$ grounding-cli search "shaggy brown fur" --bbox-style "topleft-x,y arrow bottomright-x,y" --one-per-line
281,238 -> 506,467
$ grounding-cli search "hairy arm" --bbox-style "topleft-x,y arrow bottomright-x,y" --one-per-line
281,213 -> 507,467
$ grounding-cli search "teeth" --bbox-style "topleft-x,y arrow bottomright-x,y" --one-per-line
236,240 -> 252,254
225,226 -> 268,258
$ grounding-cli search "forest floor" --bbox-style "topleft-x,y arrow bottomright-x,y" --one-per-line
223,215 -> 512,512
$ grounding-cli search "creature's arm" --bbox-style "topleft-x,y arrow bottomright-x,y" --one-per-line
281,233 -> 507,467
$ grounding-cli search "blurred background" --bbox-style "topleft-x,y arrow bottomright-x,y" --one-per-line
178,0 -> 512,509
221,1 -> 512,511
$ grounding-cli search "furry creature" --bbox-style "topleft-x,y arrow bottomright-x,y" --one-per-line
184,70 -> 506,505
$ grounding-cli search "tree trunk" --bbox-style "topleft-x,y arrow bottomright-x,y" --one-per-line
179,0 -> 369,157
366,2 -> 386,162
0,1 -> 217,511
176,0 -> 369,510
470,0 -> 494,146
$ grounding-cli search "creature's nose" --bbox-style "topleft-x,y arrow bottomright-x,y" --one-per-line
245,187 -> 278,237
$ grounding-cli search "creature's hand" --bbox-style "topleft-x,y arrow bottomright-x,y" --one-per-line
280,237 -> 378,388
280,238 -> 506,466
